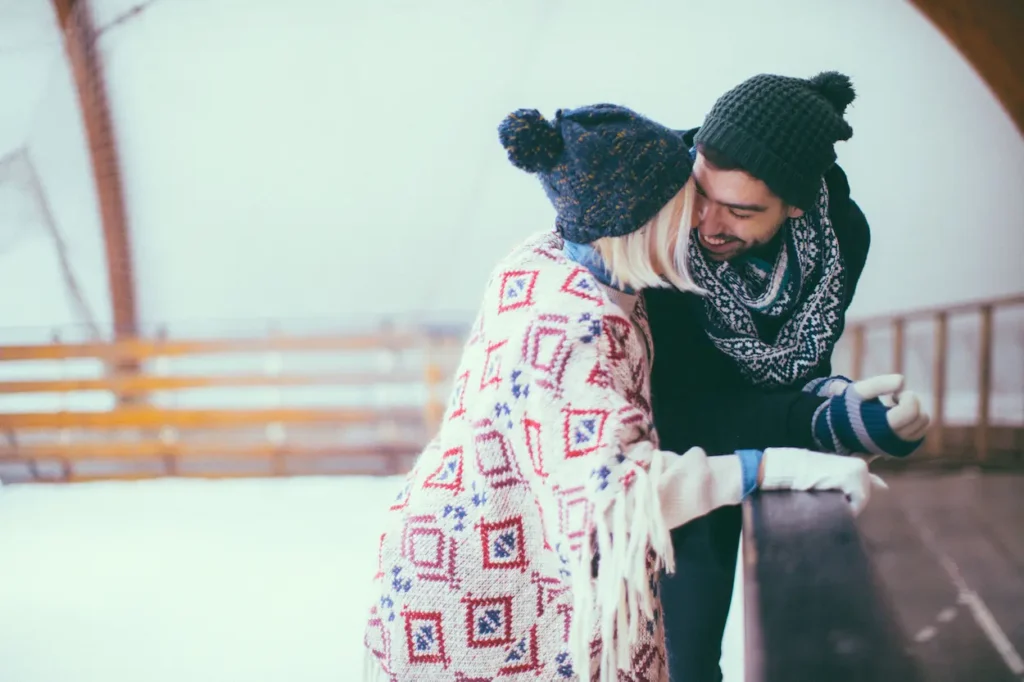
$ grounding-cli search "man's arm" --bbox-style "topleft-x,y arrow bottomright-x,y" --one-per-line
645,288 -> 828,456
653,386 -> 825,456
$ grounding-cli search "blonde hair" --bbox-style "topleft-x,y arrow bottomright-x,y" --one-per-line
592,181 -> 702,293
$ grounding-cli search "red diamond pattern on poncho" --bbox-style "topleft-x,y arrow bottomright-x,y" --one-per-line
374,532 -> 386,580
498,625 -> 541,675
467,313 -> 485,347
474,423 -> 524,489
625,357 -> 652,413
620,643 -> 664,682
480,340 -> 507,391
523,418 -> 545,478
562,406 -> 610,459
401,515 -> 460,589
601,315 -> 633,362
523,313 -> 573,394
585,360 -> 613,389
478,514 -> 528,571
423,447 -> 465,494
530,571 -> 568,618
497,270 -> 539,314
449,371 -> 469,421
464,594 -> 515,648
553,485 -> 591,552
389,476 -> 413,512
532,242 -> 563,262
367,607 -> 394,675
533,494 -> 553,551
560,266 -> 605,305
403,609 -> 448,665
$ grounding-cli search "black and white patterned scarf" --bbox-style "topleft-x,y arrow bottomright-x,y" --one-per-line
687,178 -> 847,387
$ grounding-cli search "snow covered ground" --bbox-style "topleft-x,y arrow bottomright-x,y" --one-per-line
0,475 -> 745,681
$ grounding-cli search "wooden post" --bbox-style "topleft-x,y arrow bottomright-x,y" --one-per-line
850,325 -> 866,380
975,305 -> 994,460
51,0 -> 141,412
892,318 -> 905,375
50,0 -> 137,339
386,449 -> 403,477
265,323 -> 286,476
423,353 -> 444,432
930,312 -> 947,455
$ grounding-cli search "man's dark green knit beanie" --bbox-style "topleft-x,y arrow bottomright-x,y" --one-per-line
694,71 -> 856,210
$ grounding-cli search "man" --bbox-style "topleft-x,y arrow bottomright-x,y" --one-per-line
644,71 -> 930,680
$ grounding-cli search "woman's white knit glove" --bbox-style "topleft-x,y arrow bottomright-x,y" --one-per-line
760,447 -> 888,516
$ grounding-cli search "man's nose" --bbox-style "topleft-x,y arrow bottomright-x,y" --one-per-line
699,201 -> 721,230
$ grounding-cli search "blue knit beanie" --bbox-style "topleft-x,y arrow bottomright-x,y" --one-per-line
498,104 -> 693,244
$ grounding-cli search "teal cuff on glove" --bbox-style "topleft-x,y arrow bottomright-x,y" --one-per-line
736,449 -> 763,499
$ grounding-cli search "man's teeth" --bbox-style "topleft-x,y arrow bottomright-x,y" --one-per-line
703,234 -> 730,246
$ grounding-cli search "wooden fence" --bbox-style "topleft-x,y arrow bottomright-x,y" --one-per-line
836,293 -> 1024,466
0,326 -> 464,482
0,293 -> 1021,482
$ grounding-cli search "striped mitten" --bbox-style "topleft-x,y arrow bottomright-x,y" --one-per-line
812,381 -> 924,458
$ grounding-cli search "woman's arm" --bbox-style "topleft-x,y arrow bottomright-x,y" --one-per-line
536,307 -> 763,677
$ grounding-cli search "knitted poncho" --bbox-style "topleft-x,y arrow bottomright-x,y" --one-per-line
363,232 -> 727,681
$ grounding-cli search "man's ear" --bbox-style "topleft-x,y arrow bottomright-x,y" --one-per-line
786,205 -> 805,219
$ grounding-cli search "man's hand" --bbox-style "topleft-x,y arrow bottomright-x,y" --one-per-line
849,374 -> 931,442
807,373 -> 931,458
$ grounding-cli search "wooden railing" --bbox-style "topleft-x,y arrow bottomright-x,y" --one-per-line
742,491 -> 924,682
836,293 -> 1024,466
1,293 -> 1020,482
742,293 -> 1023,682
0,326 -> 466,482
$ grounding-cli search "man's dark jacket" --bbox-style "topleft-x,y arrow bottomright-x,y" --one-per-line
644,128 -> 871,681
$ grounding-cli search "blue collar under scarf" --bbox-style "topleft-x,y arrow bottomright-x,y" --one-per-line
562,239 -> 636,295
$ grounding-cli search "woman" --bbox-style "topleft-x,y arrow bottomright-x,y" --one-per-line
363,104 -> 881,681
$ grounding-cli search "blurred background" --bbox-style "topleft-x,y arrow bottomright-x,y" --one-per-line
0,0 -> 1020,680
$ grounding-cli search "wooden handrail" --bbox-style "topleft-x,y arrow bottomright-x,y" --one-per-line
0,370 -> 443,394
0,331 -> 464,362
0,406 -> 423,430
33,466 -> 400,484
0,441 -> 423,461
846,292 -> 1024,328
743,491 -> 924,681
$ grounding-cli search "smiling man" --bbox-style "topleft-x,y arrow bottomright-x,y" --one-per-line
644,71 -> 883,681
691,148 -> 809,261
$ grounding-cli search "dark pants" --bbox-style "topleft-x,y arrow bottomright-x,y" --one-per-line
661,505 -> 743,682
